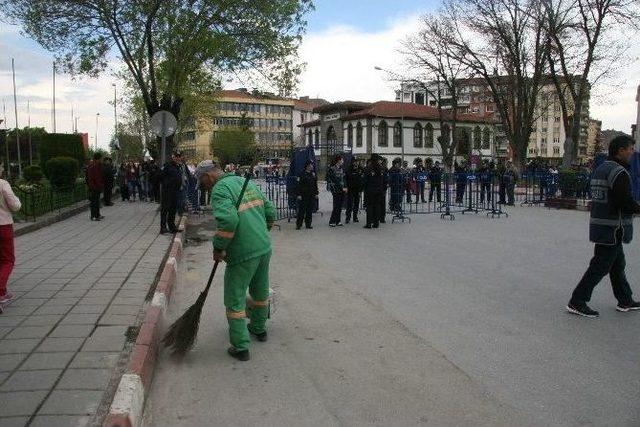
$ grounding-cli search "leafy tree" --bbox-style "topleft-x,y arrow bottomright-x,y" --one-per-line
4,1 -> 312,163
211,127 -> 257,167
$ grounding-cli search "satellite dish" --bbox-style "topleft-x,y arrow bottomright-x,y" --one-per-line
150,110 -> 178,138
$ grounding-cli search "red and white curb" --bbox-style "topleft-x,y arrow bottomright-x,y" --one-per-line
104,216 -> 187,427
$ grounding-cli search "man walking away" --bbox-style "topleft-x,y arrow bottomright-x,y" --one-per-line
296,160 -> 318,230
345,160 -> 364,223
87,153 -> 105,221
567,136 -> 640,317
160,151 -> 183,234
364,155 -> 384,229
196,161 -> 276,361
429,161 -> 442,203
327,155 -> 347,227
102,157 -> 115,206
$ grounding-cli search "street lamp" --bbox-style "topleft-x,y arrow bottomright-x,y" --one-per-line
374,65 -> 405,163
95,113 -> 100,150
112,83 -> 118,164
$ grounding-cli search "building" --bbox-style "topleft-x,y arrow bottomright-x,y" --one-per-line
292,97 -> 328,148
397,76 -> 590,162
586,119 -> 603,159
634,84 -> 640,147
301,100 -> 498,171
601,129 -> 632,154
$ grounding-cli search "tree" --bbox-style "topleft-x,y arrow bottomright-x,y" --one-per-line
543,0 -> 640,166
428,0 -> 550,171
211,126 -> 257,167
4,0 -> 313,162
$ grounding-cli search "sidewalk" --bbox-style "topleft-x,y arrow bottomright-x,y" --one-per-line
0,201 -> 173,426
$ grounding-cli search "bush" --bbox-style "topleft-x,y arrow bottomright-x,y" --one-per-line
45,157 -> 80,189
23,165 -> 44,183
558,168 -> 578,198
39,133 -> 86,175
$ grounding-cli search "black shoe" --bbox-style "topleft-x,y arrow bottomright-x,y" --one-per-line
345,220 -> 350,224
363,225 -> 372,229
566,303 -> 599,318
296,226 -> 302,230
160,229 -> 169,235
372,224 -> 379,229
306,226 -> 313,229
248,326 -> 268,342
616,301 -> 640,312
379,220 -> 386,224
353,218 -> 359,223
227,347 -> 250,361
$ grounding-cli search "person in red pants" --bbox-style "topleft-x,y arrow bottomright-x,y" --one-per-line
0,166 -> 22,311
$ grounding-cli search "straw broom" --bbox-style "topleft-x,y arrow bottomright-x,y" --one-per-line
162,173 -> 252,356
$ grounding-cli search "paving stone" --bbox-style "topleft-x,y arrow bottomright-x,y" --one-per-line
91,283 -> 122,290
20,352 -> 75,370
91,325 -> 127,338
0,327 -> 11,339
0,306 -> 38,316
0,369 -> 62,391
57,368 -> 111,390
11,298 -> 48,307
37,338 -> 85,353
39,390 -> 102,415
69,305 -> 107,315
117,290 -> 149,299
4,326 -> 52,340
0,317 -> 25,327
82,335 -> 125,352
78,297 -> 113,306
0,339 -> 40,354
54,290 -> 87,299
59,313 -> 101,325
0,391 -> 48,416
105,305 -> 142,316
34,305 -> 71,316
69,352 -> 120,369
49,324 -> 95,339
22,291 -> 56,299
48,296 -> 81,305
110,297 -> 144,306
21,315 -> 65,327
0,416 -> 31,427
98,314 -> 138,326
30,415 -> 92,427
0,354 -> 28,372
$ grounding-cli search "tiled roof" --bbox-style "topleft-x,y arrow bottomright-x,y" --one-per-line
341,101 -> 498,124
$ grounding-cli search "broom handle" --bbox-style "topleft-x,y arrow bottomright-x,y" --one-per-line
202,172 -> 252,295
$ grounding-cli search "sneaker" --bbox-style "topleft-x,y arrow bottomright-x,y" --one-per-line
566,303 -> 599,318
336,223 -> 344,227
329,223 -> 336,228
616,301 -> 640,312
227,347 -> 250,361
0,292 -> 14,305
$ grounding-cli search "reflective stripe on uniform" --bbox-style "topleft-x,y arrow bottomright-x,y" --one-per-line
226,309 -> 246,319
215,230 -> 235,239
249,299 -> 269,308
238,199 -> 264,212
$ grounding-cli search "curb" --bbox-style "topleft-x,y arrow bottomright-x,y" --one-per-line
103,215 -> 188,427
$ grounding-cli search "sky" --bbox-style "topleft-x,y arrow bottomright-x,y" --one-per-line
0,0 -> 638,151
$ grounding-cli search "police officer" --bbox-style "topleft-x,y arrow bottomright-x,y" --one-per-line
364,155 -> 385,229
345,160 -> 364,223
503,161 -> 517,205
567,136 -> 640,317
159,151 -> 183,234
454,161 -> 467,204
428,161 -> 442,203
478,160 -> 493,204
296,160 -> 318,230
388,158 -> 403,213
379,157 -> 389,224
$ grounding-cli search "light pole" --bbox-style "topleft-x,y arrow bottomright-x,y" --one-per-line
52,62 -> 56,133
95,113 -> 100,150
112,84 -> 118,164
11,58 -> 22,178
374,66 -> 405,163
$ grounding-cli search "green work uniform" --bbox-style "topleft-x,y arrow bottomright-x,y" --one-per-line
211,174 -> 276,351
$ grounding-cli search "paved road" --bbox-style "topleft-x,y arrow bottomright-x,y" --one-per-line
145,202 -> 640,426
0,201 -> 171,427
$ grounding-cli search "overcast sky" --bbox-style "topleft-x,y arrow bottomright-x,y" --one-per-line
0,0 -> 638,151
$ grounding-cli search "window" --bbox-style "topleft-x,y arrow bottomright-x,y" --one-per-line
378,121 -> 388,147
393,121 -> 402,147
482,128 -> 490,149
425,123 -> 435,148
415,93 -> 425,105
555,117 -> 560,123
347,123 -> 354,148
327,126 -> 337,143
413,123 -> 423,148
314,129 -> 320,149
307,129 -> 313,146
356,122 -> 363,147
553,146 -> 560,155
473,126 -> 481,150
553,137 -> 560,144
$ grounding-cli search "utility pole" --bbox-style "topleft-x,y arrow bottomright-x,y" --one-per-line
2,99 -> 8,176
95,113 -> 100,150
52,62 -> 56,133
27,99 -> 33,165
12,58 -> 22,178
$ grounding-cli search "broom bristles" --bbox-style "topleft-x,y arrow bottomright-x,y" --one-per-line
162,291 -> 207,356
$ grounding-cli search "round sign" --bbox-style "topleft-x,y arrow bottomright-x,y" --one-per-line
150,110 -> 178,138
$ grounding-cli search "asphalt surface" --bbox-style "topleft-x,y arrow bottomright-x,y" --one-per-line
144,201 -> 640,427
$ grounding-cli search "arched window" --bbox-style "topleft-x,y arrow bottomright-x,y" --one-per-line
314,129 -> 320,149
378,121 -> 388,147
425,123 -> 434,148
307,129 -> 313,146
482,128 -> 491,149
413,123 -> 423,148
327,126 -> 337,143
356,122 -> 363,147
347,123 -> 354,148
456,128 -> 470,156
473,126 -> 481,150
393,121 -> 402,147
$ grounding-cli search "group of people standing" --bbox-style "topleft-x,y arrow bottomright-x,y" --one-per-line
117,160 -> 161,203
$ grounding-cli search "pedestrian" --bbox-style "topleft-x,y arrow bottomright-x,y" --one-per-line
454,161 -> 467,204
364,155 -> 384,229
177,155 -> 189,216
402,161 -> 412,204
380,157 -> 389,224
547,164 -> 559,198
479,160 -> 492,204
295,160 -> 318,230
160,151 -> 183,234
389,158 -> 404,213
126,162 -> 139,202
117,163 -> 129,201
0,164 -> 21,312
497,160 -> 506,204
102,157 -> 115,206
345,160 -> 364,223
326,154 -> 347,227
503,161 -> 518,206
195,160 -> 276,361
148,162 -> 160,203
87,153 -> 105,221
567,136 -> 640,317
414,158 -> 427,203
429,161 -> 442,203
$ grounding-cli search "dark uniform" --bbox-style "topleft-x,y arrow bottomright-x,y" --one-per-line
364,164 -> 385,229
569,158 -> 640,313
160,161 -> 182,233
454,162 -> 467,204
102,161 -> 115,206
380,164 -> 389,223
503,166 -> 517,205
478,163 -> 493,204
388,164 -> 403,213
296,169 -> 318,229
345,164 -> 364,223
429,164 -> 442,203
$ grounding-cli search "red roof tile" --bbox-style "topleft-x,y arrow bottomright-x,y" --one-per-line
341,101 -> 498,124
